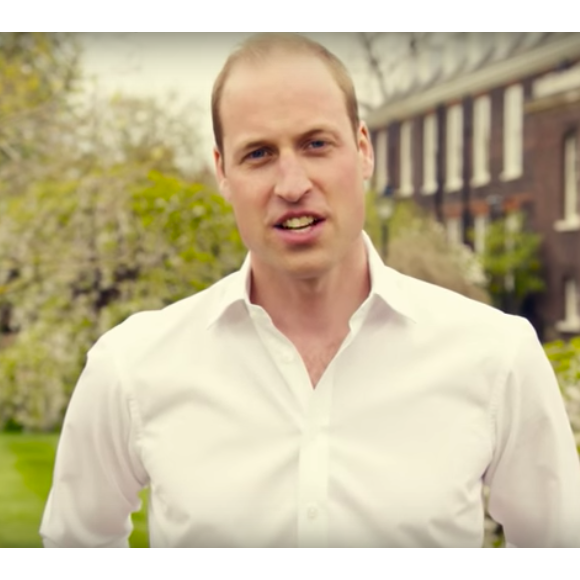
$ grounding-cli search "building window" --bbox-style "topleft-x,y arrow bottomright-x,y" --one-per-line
473,214 -> 488,254
504,212 -> 520,293
400,120 -> 413,197
555,132 -> 580,231
422,113 -> 437,195
472,95 -> 491,187
565,133 -> 579,219
373,128 -> 388,194
565,279 -> 579,321
445,104 -> 463,192
446,216 -> 463,245
556,278 -> 580,333
501,84 -> 524,181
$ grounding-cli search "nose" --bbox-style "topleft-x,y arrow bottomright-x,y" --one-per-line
273,152 -> 312,202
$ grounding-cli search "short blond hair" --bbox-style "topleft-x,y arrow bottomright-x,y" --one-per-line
211,33 -> 360,155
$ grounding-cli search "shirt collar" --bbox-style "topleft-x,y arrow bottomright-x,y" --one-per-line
205,253 -> 253,329
205,231 -> 417,329
361,231 -> 418,323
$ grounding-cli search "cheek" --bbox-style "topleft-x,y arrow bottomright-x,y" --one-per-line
226,178 -> 252,209
332,160 -> 366,199
335,166 -> 367,224
228,203 -> 256,250
226,180 -> 267,233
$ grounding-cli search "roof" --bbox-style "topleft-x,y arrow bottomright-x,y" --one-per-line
365,32 -> 580,129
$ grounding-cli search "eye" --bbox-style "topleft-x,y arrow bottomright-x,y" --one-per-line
308,140 -> 327,150
246,148 -> 269,161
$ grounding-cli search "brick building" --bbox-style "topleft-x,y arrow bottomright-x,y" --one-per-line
366,32 -> 580,341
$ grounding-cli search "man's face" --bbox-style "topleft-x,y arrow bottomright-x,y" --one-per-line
214,52 -> 374,280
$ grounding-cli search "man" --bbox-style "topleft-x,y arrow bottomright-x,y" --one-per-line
40,33 -> 580,548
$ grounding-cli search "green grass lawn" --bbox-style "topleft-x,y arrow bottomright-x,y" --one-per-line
0,433 -> 149,547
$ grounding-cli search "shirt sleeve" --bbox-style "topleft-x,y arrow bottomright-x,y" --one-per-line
484,317 -> 580,548
39,332 -> 148,548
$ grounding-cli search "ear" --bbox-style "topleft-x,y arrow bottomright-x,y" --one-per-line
357,122 -> 374,181
213,147 -> 231,201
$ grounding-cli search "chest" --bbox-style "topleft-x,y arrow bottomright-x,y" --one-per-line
135,318 -> 496,547
294,337 -> 345,387
142,397 -> 490,547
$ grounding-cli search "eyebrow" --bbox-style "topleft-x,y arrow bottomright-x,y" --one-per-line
298,128 -> 338,141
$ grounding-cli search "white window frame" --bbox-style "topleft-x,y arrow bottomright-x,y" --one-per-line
399,120 -> 413,197
473,214 -> 488,254
556,278 -> 580,333
445,104 -> 463,192
373,129 -> 389,194
501,84 -> 524,181
555,132 -> 580,232
504,212 -> 520,293
422,114 -> 438,195
472,95 -> 491,187
446,216 -> 463,245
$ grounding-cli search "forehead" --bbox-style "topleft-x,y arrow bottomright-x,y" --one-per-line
219,53 -> 351,148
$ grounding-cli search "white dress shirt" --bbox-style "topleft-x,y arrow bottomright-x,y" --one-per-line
40,233 -> 580,548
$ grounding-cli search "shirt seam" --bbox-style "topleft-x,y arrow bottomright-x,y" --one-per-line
109,343 -> 149,488
486,316 -> 525,476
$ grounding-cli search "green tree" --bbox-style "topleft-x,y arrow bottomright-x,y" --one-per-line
480,212 -> 544,314
544,337 -> 580,454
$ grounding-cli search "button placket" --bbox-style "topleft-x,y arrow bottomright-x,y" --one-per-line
296,366 -> 334,548
249,309 -> 313,412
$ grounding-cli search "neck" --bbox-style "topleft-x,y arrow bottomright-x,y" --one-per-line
249,237 -> 370,338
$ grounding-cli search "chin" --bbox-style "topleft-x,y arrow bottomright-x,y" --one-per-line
277,254 -> 335,280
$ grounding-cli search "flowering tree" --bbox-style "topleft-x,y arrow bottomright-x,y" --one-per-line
0,34 -> 246,431
365,195 -> 491,304
0,167 -> 245,431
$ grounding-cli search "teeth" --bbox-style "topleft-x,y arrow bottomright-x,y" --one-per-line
281,216 -> 316,229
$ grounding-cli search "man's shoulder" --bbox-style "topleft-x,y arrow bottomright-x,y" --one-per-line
95,271 -> 240,354
392,268 -> 530,336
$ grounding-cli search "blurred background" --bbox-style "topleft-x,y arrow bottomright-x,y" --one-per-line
0,32 -> 579,548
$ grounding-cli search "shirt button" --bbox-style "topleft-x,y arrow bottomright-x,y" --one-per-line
306,504 -> 319,520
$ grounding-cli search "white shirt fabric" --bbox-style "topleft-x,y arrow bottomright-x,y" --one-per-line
40,233 -> 580,548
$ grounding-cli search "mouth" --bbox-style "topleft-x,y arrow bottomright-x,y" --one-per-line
274,215 -> 324,232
